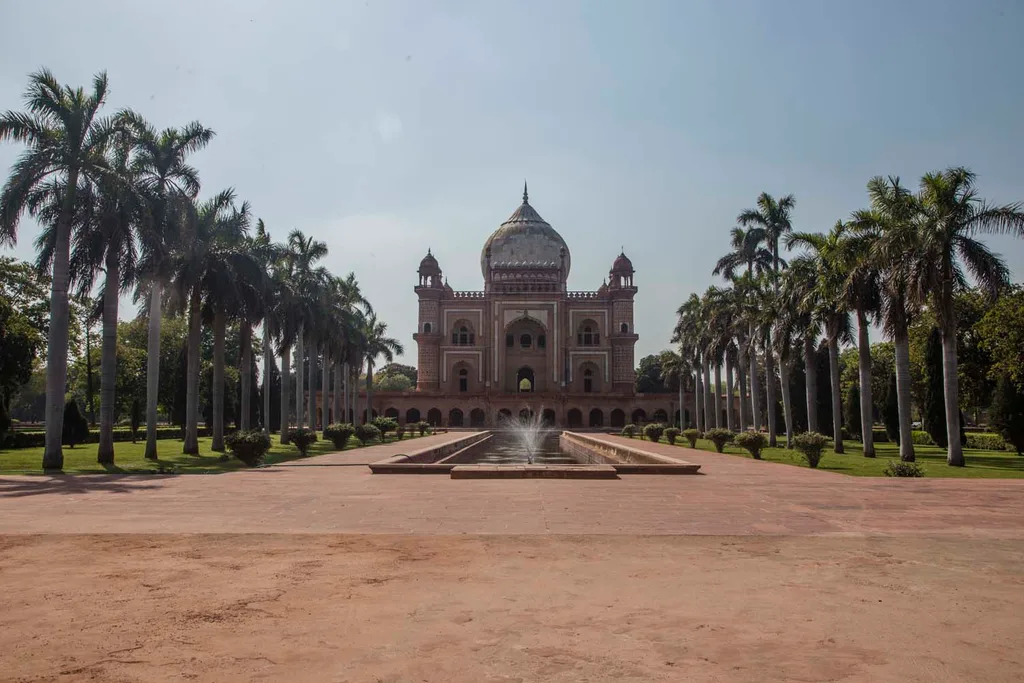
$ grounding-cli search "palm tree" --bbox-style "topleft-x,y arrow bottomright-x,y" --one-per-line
673,294 -> 704,431
850,176 -> 920,461
1,69 -> 119,469
286,230 -> 329,429
787,223 -> 851,453
127,115 -> 214,459
660,349 -> 688,428
783,256 -> 822,435
839,231 -> 881,457
55,131 -> 145,464
169,190 -> 251,453
362,312 -> 403,424
738,193 -> 795,446
714,225 -> 773,435
248,220 -> 282,435
913,168 -> 1024,466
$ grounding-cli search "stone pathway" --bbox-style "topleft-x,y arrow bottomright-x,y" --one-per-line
0,433 -> 1020,537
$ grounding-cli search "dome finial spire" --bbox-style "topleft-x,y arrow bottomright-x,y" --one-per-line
522,179 -> 529,204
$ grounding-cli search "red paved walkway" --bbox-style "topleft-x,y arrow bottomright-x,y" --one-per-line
0,433 -> 1020,537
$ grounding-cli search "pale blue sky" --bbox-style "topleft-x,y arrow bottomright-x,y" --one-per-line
2,0 -> 1023,363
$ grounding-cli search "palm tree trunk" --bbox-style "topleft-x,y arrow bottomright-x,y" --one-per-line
333,360 -> 342,426
212,309 -> 226,451
804,335 -> 818,434
144,282 -> 162,460
893,330 -> 915,462
748,335 -> 761,432
262,323 -> 271,436
737,353 -> 748,430
828,330 -> 844,454
703,361 -> 713,430
42,167 -> 80,470
779,358 -> 794,448
856,310 -> 875,457
97,253 -> 120,464
342,361 -> 349,424
321,350 -> 330,430
183,285 -> 202,454
295,328 -> 304,429
725,356 -> 735,431
694,367 -> 704,432
678,379 -> 684,428
366,361 -> 374,424
280,344 -> 291,444
307,338 -> 316,430
713,362 -> 722,428
240,322 -> 252,431
765,333 -> 778,447
940,326 -> 964,466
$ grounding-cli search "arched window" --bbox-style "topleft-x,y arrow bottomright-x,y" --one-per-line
583,368 -> 593,393
520,333 -> 532,349
620,322 -> 629,334
577,321 -> 599,346
423,322 -> 431,333
451,323 -> 474,345
458,368 -> 468,392
537,334 -> 546,349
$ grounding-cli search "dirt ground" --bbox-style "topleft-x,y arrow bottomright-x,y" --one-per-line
1,534 -> 1022,683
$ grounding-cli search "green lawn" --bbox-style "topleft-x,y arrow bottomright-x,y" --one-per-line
0,432 -> 425,475
654,436 -> 1024,478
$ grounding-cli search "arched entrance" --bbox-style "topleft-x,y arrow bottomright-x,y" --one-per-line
498,408 -> 513,423
589,408 -> 604,427
653,409 -> 668,424
518,408 -> 534,421
427,408 -> 442,426
449,408 -> 464,427
631,408 -> 647,424
567,408 -> 583,428
610,409 -> 626,427
470,408 -> 486,427
405,408 -> 421,424
542,408 -> 556,426
517,366 -> 535,393
384,407 -> 399,420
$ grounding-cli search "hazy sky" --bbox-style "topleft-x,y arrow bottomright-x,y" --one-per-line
2,0 -> 1023,364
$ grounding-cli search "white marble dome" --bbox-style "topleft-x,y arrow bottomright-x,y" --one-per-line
480,185 -> 570,279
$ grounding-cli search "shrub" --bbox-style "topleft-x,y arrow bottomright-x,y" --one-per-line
372,416 -> 399,442
323,423 -> 355,450
288,427 -> 318,456
354,423 -> 381,445
964,432 -> 1010,452
681,428 -> 700,448
396,423 -> 406,440
989,374 -> 1024,455
643,423 -> 666,442
416,421 -> 430,436
61,399 -> 89,448
664,427 -> 681,445
883,460 -> 925,477
0,426 -> 211,449
792,432 -> 830,468
225,429 -> 272,467
705,428 -> 735,453
734,430 -> 769,460
621,424 -> 636,438
911,430 -> 935,446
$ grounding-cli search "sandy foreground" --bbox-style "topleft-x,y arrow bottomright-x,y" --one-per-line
1,534 -> 1022,683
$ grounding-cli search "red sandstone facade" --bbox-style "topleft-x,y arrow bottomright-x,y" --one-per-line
362,186 -> 688,429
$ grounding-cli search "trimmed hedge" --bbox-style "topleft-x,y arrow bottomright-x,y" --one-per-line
225,429 -> 272,467
965,432 -> 1010,451
1,426 -> 210,450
